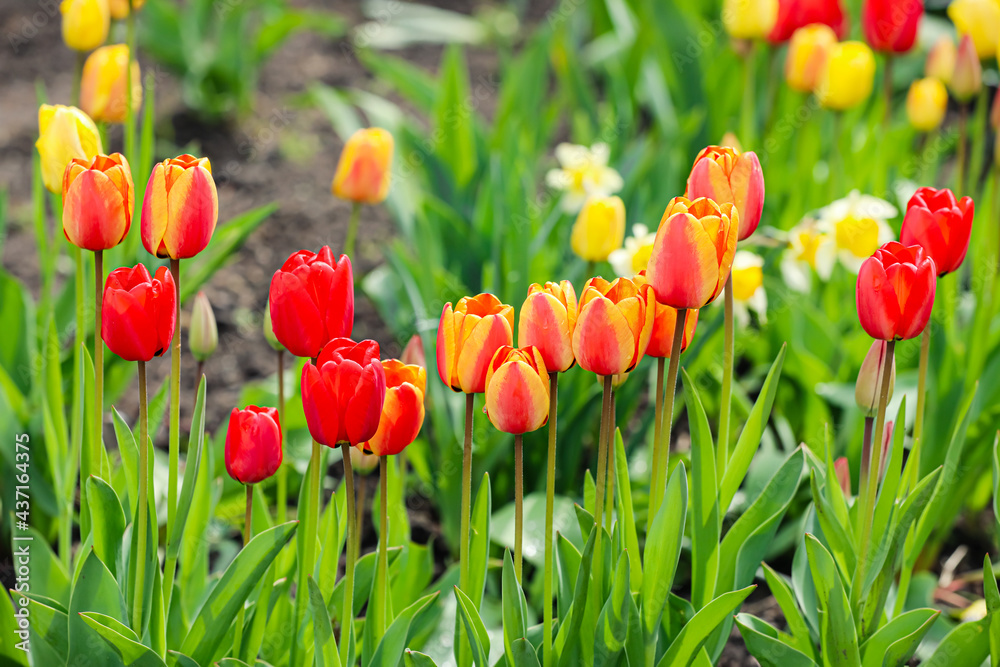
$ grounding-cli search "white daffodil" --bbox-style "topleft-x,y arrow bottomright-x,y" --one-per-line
722,250 -> 768,326
780,218 -> 836,293
815,190 -> 897,273
608,223 -> 656,277
545,142 -> 624,213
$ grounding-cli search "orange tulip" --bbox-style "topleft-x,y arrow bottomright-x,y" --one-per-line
517,280 -> 578,373
646,196 -> 739,309
332,128 -> 394,204
437,293 -> 514,394
141,154 -> 219,259
62,152 -> 134,251
686,146 -> 764,240
362,360 -> 426,456
571,276 -> 654,377
633,271 -> 699,358
485,346 -> 550,434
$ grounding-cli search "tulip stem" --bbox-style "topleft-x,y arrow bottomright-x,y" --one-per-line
514,434 -> 524,582
94,250 -> 104,486
543,372 -> 558,667
909,327 -> 930,491
233,484 -> 252,659
132,360 -> 148,634
604,390 -> 616,533
344,202 -> 361,260
340,441 -> 356,667
654,309 -> 687,521
718,275 -> 734,483
276,350 -> 287,524
857,340 -> 895,578
374,455 -> 388,640
648,357 -> 666,536
593,375 -> 613,603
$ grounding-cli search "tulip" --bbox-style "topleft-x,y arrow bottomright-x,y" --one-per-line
225,406 -> 282,484
925,37 -> 956,85
62,153 -> 133,251
855,340 -> 896,417
437,293 -> 514,394
570,195 -> 626,262
332,128 -> 394,205
723,0 -> 778,40
861,0 -> 922,53
188,291 -> 218,362
108,0 -> 144,20
361,360 -> 426,457
905,78 -> 948,132
633,271 -> 698,358
784,24 -> 838,93
900,187 -> 975,276
950,35 -> 983,103
769,0 -> 848,43
400,334 -> 426,369
571,276 -> 654,377
817,41 -> 877,110
36,104 -> 102,194
948,0 -> 1000,59
102,263 -> 176,362
61,0 -> 110,52
268,247 -> 354,359
80,44 -> 142,124
646,196 -> 739,309
485,346 -> 550,435
856,242 -> 936,341
518,280 -> 578,373
141,154 -> 219,259
686,146 -> 765,240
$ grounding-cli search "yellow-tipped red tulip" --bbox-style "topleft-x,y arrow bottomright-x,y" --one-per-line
633,271 -> 698,358
437,293 -> 514,394
570,195 -> 626,262
61,0 -> 109,51
141,154 -> 219,259
332,128 -> 394,205
62,153 -> 134,251
785,24 -> 838,93
80,44 -> 142,124
571,276 -> 654,377
817,41 -> 876,110
362,360 -> 426,456
36,104 -> 102,194
646,196 -> 739,309
518,281 -> 578,373
686,145 -> 764,240
485,346 -> 550,434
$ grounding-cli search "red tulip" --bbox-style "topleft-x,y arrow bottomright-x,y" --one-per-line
62,152 -> 134,251
900,187 -> 974,277
361,360 -> 426,457
686,146 -> 765,241
484,346 -> 550,435
225,406 -> 282,485
268,247 -> 354,359
571,277 -> 654,377
101,263 -> 176,362
141,154 -> 219,259
856,242 -> 936,341
301,339 -> 386,447
633,271 -> 699,358
862,0 -> 922,54
769,0 -> 849,43
437,293 -> 515,394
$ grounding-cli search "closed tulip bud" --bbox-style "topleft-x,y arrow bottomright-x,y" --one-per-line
332,128 -> 393,204
571,196 -> 626,262
485,346 -> 549,434
263,302 -> 284,352
784,24 -> 838,93
686,146 -> 765,240
855,340 -> 896,417
633,271 -> 699,358
925,37 -> 956,84
572,277 -> 654,376
518,280 -> 578,373
107,0 -> 144,20
856,242 -> 936,341
361,360 -> 425,456
862,0 -> 922,53
401,334 -> 426,369
80,45 -> 141,124
61,0 -> 109,51
268,247 -> 353,359
102,263 -> 176,362
437,293 -> 514,394
36,104 -> 102,194
834,457 -> 851,496
900,187 -> 974,276
301,339 -> 386,447
769,0 -> 848,43
906,78 -> 948,132
646,197 -> 739,309
141,154 -> 219,259
723,0 -> 778,40
188,291 -> 218,362
817,41 -> 876,110
948,0 -> 1000,59
950,35 -> 982,103
62,153 -> 133,251
225,406 -> 282,485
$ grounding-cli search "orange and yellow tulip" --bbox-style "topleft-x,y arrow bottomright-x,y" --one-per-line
485,346 -> 550,434
80,44 -> 141,124
784,24 -> 838,93
362,360 -> 426,456
437,293 -> 514,394
62,153 -> 133,251
686,145 -> 764,240
646,197 -> 739,309
36,104 -> 102,193
332,128 -> 394,204
141,154 -> 219,259
634,271 -> 699,358
518,280 -> 578,373
571,277 -> 654,377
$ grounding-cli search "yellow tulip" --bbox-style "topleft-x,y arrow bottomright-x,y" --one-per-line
947,0 -> 1000,60
925,37 -> 956,85
81,45 -> 142,124
570,195 -> 626,262
906,78 -> 948,132
60,0 -> 110,52
35,104 -> 103,194
785,24 -> 838,93
723,0 -> 778,40
817,41 -> 876,110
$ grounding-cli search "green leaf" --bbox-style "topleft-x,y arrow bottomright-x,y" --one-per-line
655,586 -> 756,667
642,462 -> 687,643
87,476 -> 127,582
453,586 -> 490,666
859,608 -> 939,667
368,591 -> 440,667
683,369 -> 719,610
804,535 -> 860,667
468,473 -> 492,608
308,576 -> 340,667
165,376 -> 207,562
734,614 -> 817,667
501,550 -> 529,666
79,612 -> 167,666
593,551 -> 630,666
613,429 -> 642,591
69,550 -> 128,666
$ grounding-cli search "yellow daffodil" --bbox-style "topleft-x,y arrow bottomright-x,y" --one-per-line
816,190 -> 896,273
609,223 -> 656,277
546,142 -> 624,213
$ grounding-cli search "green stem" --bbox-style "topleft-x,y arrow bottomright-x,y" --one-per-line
514,434 -> 524,582
647,357 -> 666,536
909,327 -> 930,491
276,350 -> 287,524
132,360 -> 148,633
653,309 -> 687,520
374,455 -> 388,639
593,375 -> 613,602
718,276 -> 734,482
233,484 -> 252,658
604,391 -> 616,533
857,341 -> 895,573
167,259 -> 180,546
94,250 -> 104,479
543,372 -> 558,667
344,202 -> 361,259
340,441 -> 356,667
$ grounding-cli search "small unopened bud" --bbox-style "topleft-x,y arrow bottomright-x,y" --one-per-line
834,457 -> 851,496
349,446 -> 379,475
263,302 -> 284,352
855,340 -> 895,417
401,334 -> 425,369
950,35 -> 982,103
188,291 -> 218,362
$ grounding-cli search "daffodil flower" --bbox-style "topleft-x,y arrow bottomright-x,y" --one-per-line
780,219 -> 836,293
815,190 -> 896,273
609,223 -> 656,277
719,250 -> 768,326
545,142 -> 624,213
